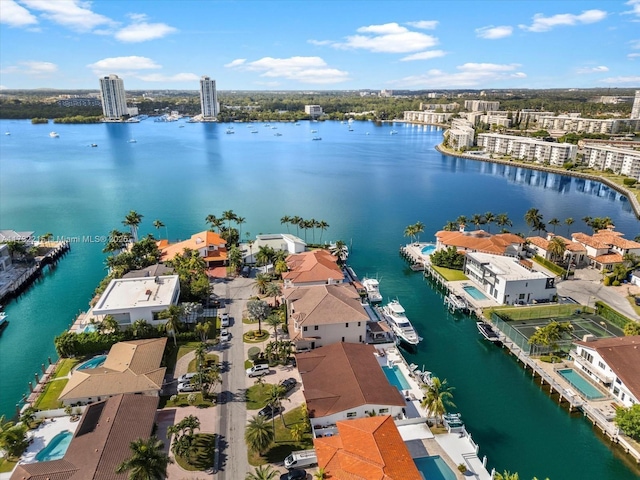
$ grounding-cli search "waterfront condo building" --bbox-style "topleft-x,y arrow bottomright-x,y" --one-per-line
199,75 -> 219,120
631,90 -> 640,120
99,74 -> 128,121
583,144 -> 640,179
477,133 -> 577,166
305,105 -> 323,118
464,100 -> 500,112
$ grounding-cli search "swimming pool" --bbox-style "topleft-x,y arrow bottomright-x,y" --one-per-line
382,364 -> 411,391
82,324 -> 97,333
558,368 -> 605,400
35,430 -> 73,462
413,455 -> 457,480
421,244 -> 436,255
77,354 -> 107,370
463,285 -> 488,300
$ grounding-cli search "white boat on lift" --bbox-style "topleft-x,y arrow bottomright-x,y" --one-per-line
362,277 -> 383,303
381,299 -> 420,346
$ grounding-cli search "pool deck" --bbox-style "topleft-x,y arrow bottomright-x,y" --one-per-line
19,416 -> 79,465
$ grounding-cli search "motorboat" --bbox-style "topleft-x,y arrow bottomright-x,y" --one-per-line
390,130 -> 398,135
274,132 -> 283,136
90,143 -> 98,147
49,131 -> 59,138
128,139 -> 137,143
476,321 -> 501,343
310,129 -> 318,133
381,300 -> 420,346
0,312 -> 8,334
362,277 -> 383,303
226,129 -> 235,134
312,136 -> 322,141
445,293 -> 468,313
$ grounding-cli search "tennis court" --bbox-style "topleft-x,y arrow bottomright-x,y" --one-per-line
510,313 -> 623,341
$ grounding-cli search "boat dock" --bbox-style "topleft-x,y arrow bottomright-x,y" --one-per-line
399,244 -> 425,271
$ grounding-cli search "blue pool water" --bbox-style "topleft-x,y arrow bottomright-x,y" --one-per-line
35,430 -> 73,462
414,455 -> 457,480
463,285 -> 488,300
82,324 -> 97,333
558,369 -> 605,400
77,355 -> 106,370
382,365 -> 411,391
421,244 -> 436,255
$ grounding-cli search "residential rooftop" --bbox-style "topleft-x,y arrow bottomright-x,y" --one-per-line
93,275 -> 180,311
467,251 -> 552,281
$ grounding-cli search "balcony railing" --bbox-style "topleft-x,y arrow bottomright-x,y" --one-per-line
570,350 -> 613,384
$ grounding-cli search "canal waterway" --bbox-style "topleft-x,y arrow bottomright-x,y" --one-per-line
1,118 -> 638,479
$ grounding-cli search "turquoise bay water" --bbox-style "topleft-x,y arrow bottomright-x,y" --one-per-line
1,119 -> 639,479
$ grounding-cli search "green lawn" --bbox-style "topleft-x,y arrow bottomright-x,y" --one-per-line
160,392 -> 214,408
245,383 -> 272,410
431,265 -> 468,282
243,330 -> 270,343
34,379 -> 68,410
187,354 -> 219,373
53,358 -> 79,379
248,406 -> 313,466
174,433 -> 216,471
0,458 -> 17,473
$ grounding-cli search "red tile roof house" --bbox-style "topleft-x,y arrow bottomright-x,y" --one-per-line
284,284 -> 369,351
296,343 -> 405,438
572,335 -> 640,408
158,230 -> 228,276
314,415 -> 422,480
526,233 -> 587,267
435,228 -> 525,257
11,394 -> 158,480
282,249 -> 344,287
571,227 -> 640,272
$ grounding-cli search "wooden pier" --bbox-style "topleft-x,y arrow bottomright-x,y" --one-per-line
399,244 -> 425,271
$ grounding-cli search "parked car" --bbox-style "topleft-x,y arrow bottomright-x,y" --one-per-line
177,382 -> 196,393
280,469 -> 306,480
258,404 -> 284,419
220,312 -> 230,327
281,378 -> 297,393
220,329 -> 230,342
246,364 -> 270,377
241,265 -> 251,277
178,372 -> 197,384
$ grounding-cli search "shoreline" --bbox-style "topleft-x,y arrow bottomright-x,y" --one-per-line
434,143 -> 640,219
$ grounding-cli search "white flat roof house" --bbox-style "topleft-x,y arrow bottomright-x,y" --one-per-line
464,252 -> 556,305
241,233 -> 306,264
92,275 -> 180,326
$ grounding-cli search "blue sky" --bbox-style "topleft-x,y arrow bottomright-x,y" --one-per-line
1,0 -> 639,91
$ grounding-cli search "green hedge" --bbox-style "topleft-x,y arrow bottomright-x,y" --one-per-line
595,301 -> 632,330
533,255 -> 565,276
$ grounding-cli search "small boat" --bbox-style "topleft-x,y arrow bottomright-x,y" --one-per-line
90,143 -> 98,147
251,130 -> 259,134
271,126 -> 277,129
0,312 -> 8,334
49,131 -> 59,138
476,321 -> 501,343
310,129 -> 318,133
362,277 -> 383,303
445,293 -> 468,313
179,125 -> 185,128
312,136 -> 322,141
348,128 -> 354,131
5,132 -> 10,135
381,300 -> 420,346
274,133 -> 283,136
226,129 -> 235,134
295,123 -> 300,126
128,139 -> 137,143
390,130 -> 398,135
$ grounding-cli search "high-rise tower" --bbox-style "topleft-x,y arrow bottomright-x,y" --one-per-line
631,90 -> 640,120
99,74 -> 128,121
199,76 -> 219,120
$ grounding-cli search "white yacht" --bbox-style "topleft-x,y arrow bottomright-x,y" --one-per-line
49,131 -> 59,138
362,277 -> 383,303
382,300 -> 420,346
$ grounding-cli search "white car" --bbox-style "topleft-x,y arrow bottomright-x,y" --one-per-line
220,312 -> 230,327
177,382 -> 196,393
220,329 -> 230,342
178,372 -> 196,384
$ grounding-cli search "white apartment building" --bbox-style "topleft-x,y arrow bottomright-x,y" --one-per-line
99,74 -> 128,121
199,76 -> 219,120
464,100 -> 500,112
572,336 -> 640,407
631,90 -> 640,120
447,118 -> 475,149
403,111 -> 453,124
477,133 -> 577,166
464,252 -> 557,305
583,144 -> 640,179
419,102 -> 459,112
305,105 -> 323,118
535,115 -> 639,134
92,275 -> 180,327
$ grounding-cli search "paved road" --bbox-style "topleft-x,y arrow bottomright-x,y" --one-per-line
213,276 -> 255,480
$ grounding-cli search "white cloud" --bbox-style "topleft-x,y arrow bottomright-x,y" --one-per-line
136,73 -> 200,82
400,50 -> 447,61
628,53 -> 640,58
624,0 -> 640,18
391,63 -> 526,88
224,59 -> 246,68
1,60 -> 57,76
226,56 -> 349,84
630,39 -> 640,49
0,85 -> 7,90
519,9 -> 607,32
334,22 -> 438,53
406,20 -> 439,30
600,75 -> 640,84
21,0 -> 116,32
115,21 -> 177,42
0,0 -> 38,27
88,56 -> 161,76
476,25 -> 513,39
308,39 -> 332,46
576,65 -> 609,74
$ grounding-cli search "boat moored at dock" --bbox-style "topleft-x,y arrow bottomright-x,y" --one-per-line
362,277 -> 383,303
381,299 -> 420,346
476,321 -> 501,343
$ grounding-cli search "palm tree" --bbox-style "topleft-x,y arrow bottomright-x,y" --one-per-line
413,221 -> 425,242
471,213 -> 483,230
265,384 -> 288,433
264,281 -> 282,308
524,208 -> 543,234
131,319 -> 154,338
443,221 -> 457,231
255,273 -> 270,295
280,215 -> 291,233
317,220 -> 329,243
548,218 -> 560,233
495,213 -> 512,232
564,217 -> 574,237
403,224 -> 417,244
265,314 -> 282,344
159,305 -> 183,346
290,423 -> 306,443
314,467 -> 327,480
547,237 -> 566,263
222,210 -> 237,232
195,321 -> 212,343
123,210 -> 143,243
246,465 -> 279,480
246,299 -> 270,335
455,215 -> 468,229
420,377 -> 455,426
98,314 -> 120,334
245,415 -> 274,456
495,472 -> 520,480
484,212 -> 495,233
291,215 -> 302,237
330,240 -> 348,264
236,216 -> 246,243
152,220 -> 165,239
582,216 -> 593,230
115,436 -> 172,480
